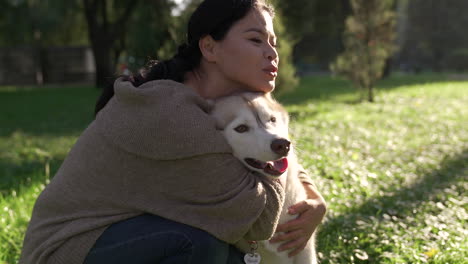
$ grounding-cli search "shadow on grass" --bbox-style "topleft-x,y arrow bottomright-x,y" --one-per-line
278,73 -> 462,106
0,159 -> 62,196
0,86 -> 97,137
317,148 -> 468,262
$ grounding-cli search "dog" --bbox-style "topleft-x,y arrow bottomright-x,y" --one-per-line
211,92 -> 317,264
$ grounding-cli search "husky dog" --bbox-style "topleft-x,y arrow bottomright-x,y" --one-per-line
211,92 -> 317,264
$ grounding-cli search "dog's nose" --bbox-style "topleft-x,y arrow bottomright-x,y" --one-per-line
271,138 -> 291,156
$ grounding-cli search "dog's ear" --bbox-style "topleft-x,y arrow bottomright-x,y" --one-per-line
210,103 -> 227,130
210,99 -> 239,130
211,107 -> 236,130
211,111 -> 228,131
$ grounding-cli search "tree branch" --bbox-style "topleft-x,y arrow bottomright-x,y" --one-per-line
83,0 -> 100,36
101,0 -> 108,32
110,0 -> 140,41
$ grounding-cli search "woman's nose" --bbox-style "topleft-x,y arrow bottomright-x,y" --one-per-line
265,45 -> 278,61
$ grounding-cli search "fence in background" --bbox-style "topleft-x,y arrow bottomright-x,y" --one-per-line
0,46 -> 95,86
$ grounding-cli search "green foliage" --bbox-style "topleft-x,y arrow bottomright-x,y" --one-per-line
271,8 -> 299,94
123,0 -> 177,70
398,0 -> 468,72
442,48 -> 468,71
293,0 -> 351,68
0,84 -> 98,263
330,0 -> 396,102
0,0 -> 87,46
270,0 -> 316,42
1,74 -> 467,263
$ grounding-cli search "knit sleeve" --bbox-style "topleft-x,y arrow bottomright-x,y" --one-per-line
121,152 -> 285,244
297,164 -> 317,187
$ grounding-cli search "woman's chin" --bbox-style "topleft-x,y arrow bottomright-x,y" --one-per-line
264,81 -> 276,93
242,80 -> 275,93
257,81 -> 275,93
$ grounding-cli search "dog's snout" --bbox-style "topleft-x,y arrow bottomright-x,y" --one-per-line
271,138 -> 290,156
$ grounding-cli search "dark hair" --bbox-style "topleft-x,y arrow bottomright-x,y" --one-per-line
95,0 -> 274,116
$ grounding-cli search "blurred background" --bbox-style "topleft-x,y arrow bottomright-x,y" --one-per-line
1,0 -> 467,90
1,1 -> 467,263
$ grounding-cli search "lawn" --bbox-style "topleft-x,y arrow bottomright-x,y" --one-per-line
1,74 -> 467,263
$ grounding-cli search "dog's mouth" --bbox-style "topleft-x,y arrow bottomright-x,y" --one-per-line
244,158 -> 288,177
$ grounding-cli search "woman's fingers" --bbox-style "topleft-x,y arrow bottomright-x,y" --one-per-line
287,200 -> 309,215
274,217 -> 304,233
277,234 -> 307,252
269,229 -> 302,244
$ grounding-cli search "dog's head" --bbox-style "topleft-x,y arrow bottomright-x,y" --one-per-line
211,92 -> 290,178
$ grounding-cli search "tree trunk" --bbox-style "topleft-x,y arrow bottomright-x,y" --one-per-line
86,27 -> 115,88
382,57 -> 392,79
82,0 -> 139,88
368,86 -> 374,102
33,29 -> 44,85
92,41 -> 114,88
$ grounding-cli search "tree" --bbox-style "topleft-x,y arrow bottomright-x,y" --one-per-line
0,0 -> 87,84
123,0 -> 176,71
272,0 -> 317,42
330,0 -> 396,102
82,0 -> 140,88
396,0 -> 468,72
266,0 -> 314,93
271,10 -> 299,94
0,0 -> 86,46
292,0 -> 351,71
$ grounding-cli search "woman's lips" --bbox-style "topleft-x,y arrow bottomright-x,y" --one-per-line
263,66 -> 278,77
264,71 -> 277,77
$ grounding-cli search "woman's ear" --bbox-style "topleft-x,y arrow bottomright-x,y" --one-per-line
199,35 -> 218,63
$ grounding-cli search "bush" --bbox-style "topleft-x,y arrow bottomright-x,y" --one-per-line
273,11 -> 299,94
330,0 -> 396,102
441,49 -> 468,72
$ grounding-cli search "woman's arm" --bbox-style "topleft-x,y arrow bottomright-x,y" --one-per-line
122,153 -> 285,244
242,173 -> 285,242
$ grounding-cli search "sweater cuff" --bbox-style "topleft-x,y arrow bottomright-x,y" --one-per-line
298,171 -> 317,188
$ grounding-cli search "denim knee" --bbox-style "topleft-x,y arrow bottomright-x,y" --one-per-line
84,214 -> 237,264
186,227 -> 230,263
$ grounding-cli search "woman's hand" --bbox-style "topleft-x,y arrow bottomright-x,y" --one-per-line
269,183 -> 326,257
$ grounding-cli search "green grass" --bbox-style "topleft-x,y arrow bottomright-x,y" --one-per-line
1,74 -> 467,263
279,73 -> 468,264
0,85 -> 99,263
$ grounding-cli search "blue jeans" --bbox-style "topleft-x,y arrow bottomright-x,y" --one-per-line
83,214 -> 245,264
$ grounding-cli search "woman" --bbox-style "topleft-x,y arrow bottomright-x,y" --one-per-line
20,0 -> 326,263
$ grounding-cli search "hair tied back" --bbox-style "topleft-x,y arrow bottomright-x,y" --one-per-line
175,43 -> 192,60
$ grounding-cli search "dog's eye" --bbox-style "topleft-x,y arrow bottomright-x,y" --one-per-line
234,125 -> 249,133
270,116 -> 276,123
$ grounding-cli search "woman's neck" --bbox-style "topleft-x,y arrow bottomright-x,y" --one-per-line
183,68 -> 243,99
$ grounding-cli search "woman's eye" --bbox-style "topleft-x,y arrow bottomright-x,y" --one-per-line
234,125 -> 249,133
250,38 -> 262,44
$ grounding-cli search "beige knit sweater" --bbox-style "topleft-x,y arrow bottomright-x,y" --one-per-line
19,79 -> 286,264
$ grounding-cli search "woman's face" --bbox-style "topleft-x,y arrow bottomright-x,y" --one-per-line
213,9 -> 279,93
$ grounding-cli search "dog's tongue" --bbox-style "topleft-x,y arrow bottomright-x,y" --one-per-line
265,158 -> 288,174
